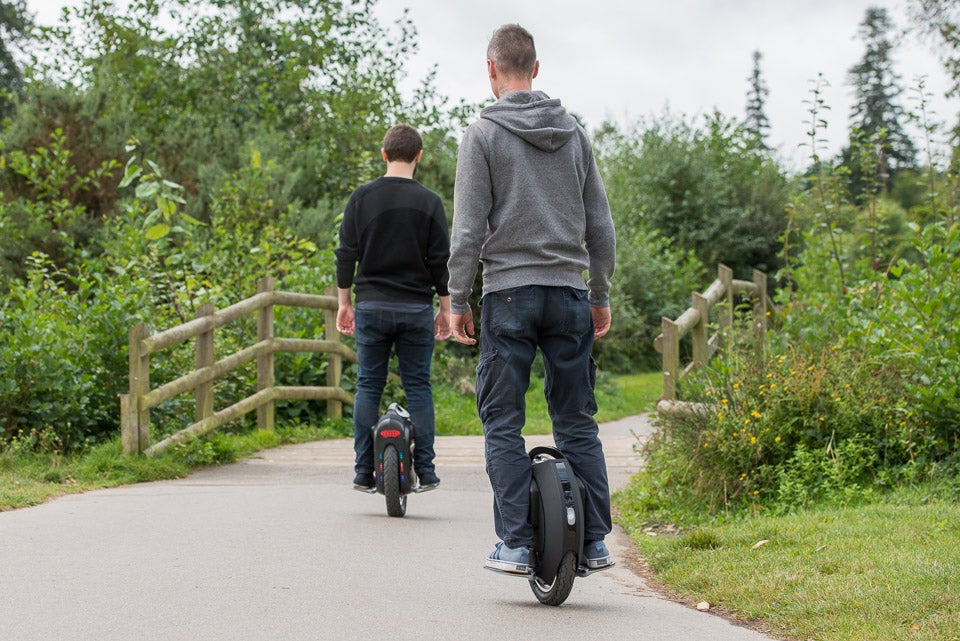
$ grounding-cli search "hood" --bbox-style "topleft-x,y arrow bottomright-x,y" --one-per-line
480,90 -> 577,152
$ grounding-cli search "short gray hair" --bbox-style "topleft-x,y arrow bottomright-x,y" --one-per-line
487,24 -> 537,77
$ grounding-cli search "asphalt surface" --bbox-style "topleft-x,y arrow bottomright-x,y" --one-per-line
0,415 -> 778,641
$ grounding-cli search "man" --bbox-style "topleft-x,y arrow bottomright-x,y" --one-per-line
335,123 -> 451,493
447,24 -> 616,573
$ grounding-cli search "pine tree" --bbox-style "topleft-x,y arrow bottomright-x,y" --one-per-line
744,50 -> 771,150
907,0 -> 960,144
846,6 -> 917,186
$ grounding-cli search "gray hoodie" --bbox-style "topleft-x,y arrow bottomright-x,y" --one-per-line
448,90 -> 616,314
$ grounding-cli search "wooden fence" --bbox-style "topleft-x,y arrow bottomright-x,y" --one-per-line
654,264 -> 777,417
120,277 -> 356,457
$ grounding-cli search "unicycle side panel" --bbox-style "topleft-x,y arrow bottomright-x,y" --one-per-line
528,447 -> 585,588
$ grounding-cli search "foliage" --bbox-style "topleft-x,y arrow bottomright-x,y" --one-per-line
0,0 -> 30,116
0,128 -> 120,280
640,343 -> 918,519
5,0 -> 466,262
596,113 -> 790,283
0,254 -> 142,448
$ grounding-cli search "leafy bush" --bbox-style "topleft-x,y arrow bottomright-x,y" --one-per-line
641,343 -> 917,519
0,255 -> 141,448
596,113 -> 790,282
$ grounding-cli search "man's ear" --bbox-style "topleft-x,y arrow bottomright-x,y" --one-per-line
381,148 -> 389,162
531,60 -> 540,80
487,59 -> 496,81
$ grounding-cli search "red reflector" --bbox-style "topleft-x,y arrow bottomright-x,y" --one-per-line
380,429 -> 401,438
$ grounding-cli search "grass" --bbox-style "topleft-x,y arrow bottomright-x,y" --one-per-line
0,371 -> 659,512
0,421 -> 348,512
435,369 -> 660,435
615,484 -> 960,641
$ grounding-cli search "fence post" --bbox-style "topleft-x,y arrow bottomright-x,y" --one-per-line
325,284 -> 343,420
753,269 -> 768,345
691,292 -> 708,369
257,277 -> 275,431
661,316 -> 679,401
125,322 -> 151,454
718,264 -> 734,339
195,302 -> 215,423
120,394 -> 137,455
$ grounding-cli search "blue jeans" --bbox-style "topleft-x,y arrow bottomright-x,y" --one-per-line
477,285 -> 612,548
353,307 -> 437,478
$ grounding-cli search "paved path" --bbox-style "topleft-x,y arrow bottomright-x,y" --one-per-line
0,416 -> 777,641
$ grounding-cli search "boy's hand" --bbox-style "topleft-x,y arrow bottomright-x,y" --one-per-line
336,304 -> 355,335
434,309 -> 451,340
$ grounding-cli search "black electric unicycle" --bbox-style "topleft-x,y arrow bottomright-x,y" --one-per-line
371,403 -> 417,517
527,446 -> 614,605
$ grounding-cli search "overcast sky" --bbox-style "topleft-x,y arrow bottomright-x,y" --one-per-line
27,0 -> 958,169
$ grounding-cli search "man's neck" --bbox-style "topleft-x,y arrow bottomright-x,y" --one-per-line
384,161 -> 416,179
496,79 -> 533,98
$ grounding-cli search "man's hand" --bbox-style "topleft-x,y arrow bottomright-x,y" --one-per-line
451,310 -> 477,345
591,306 -> 611,339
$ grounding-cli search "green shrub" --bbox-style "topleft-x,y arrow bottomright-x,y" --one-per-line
642,341 -> 921,519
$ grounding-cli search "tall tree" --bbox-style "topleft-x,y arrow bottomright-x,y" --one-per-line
908,0 -> 960,94
744,50 -> 771,150
0,0 -> 31,116
907,0 -> 960,144
846,6 -> 917,190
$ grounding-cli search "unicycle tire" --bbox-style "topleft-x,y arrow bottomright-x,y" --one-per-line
383,445 -> 407,517
530,551 -> 577,606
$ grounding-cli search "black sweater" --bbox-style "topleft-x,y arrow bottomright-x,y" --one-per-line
335,176 -> 450,304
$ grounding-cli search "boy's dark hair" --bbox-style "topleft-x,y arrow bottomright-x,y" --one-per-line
487,24 -> 536,78
383,123 -> 423,163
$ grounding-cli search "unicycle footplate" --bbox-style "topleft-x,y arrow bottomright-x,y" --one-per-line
576,561 -> 615,577
484,561 -> 534,579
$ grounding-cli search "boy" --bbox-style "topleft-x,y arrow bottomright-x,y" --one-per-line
335,123 -> 451,492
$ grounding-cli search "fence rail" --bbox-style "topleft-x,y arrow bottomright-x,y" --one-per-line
120,277 -> 355,457
654,264 -> 777,417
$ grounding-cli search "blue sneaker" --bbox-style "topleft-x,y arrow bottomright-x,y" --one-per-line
583,540 -> 612,569
485,542 -> 531,575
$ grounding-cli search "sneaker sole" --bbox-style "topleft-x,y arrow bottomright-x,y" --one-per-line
353,485 -> 377,494
413,482 -> 439,493
584,556 -> 613,570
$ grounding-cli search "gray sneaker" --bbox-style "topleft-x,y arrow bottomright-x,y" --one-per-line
583,540 -> 613,569
484,542 -> 531,575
